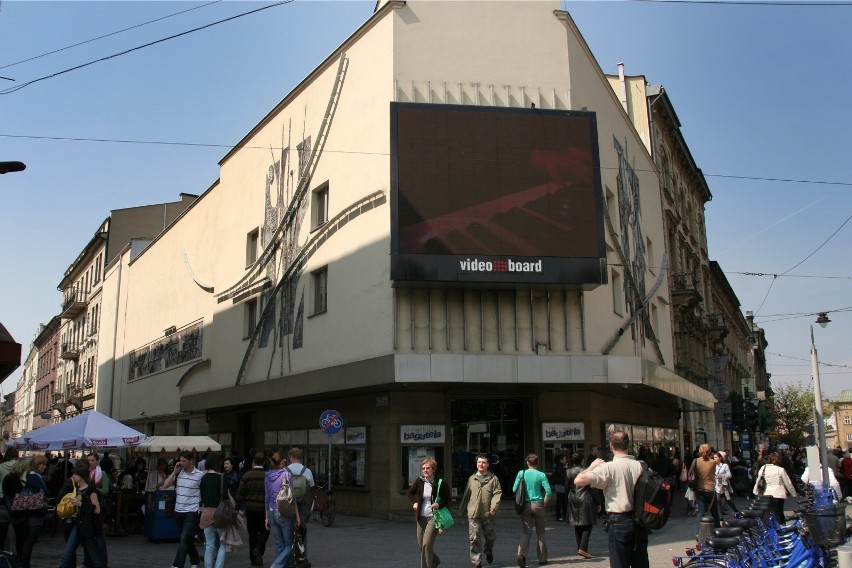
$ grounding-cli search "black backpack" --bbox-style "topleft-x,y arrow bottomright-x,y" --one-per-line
633,467 -> 672,530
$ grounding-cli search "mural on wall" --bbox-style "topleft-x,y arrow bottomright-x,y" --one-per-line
128,321 -> 203,381
614,137 -> 648,346
210,54 -> 388,386
222,55 -> 353,386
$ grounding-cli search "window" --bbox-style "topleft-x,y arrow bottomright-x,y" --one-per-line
611,270 -> 623,316
246,228 -> 259,267
847,433 -> 852,442
651,304 -> 659,335
845,416 -> 851,425
312,183 -> 329,229
604,186 -> 617,225
244,298 -> 258,339
264,427 -> 366,487
646,237 -> 655,274
312,267 -> 328,315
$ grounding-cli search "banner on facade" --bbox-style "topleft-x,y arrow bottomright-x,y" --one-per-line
542,422 -> 584,442
400,425 -> 445,444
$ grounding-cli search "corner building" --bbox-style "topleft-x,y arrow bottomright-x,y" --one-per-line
99,1 -> 715,517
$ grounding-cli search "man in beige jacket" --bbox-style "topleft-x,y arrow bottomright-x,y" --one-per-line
458,454 -> 502,568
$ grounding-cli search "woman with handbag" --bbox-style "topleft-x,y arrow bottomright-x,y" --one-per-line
513,453 -> 552,568
200,453 -> 230,568
712,452 -> 732,520
59,462 -> 107,568
406,458 -> 451,568
565,453 -> 601,559
753,452 -> 796,524
2,458 -> 31,561
19,455 -> 49,568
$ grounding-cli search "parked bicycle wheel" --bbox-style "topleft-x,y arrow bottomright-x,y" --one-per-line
321,499 -> 335,527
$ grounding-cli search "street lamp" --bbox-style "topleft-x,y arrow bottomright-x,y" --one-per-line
810,312 -> 830,490
0,161 -> 26,174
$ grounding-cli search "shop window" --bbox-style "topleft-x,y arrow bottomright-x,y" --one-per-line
400,424 -> 447,491
264,427 -> 366,488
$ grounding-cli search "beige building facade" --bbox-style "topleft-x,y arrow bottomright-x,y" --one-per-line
98,2 -> 717,517
608,70 -> 770,457
54,196 -> 197,424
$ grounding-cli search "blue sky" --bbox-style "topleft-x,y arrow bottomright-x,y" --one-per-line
1,1 -> 850,400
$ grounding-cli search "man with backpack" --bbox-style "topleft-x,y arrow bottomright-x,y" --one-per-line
285,448 -> 315,568
574,430 -> 649,568
265,450 -> 298,568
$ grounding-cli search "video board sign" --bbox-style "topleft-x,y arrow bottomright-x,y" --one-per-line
390,103 -> 606,286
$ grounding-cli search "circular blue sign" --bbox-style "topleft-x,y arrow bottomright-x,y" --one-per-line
319,409 -> 343,435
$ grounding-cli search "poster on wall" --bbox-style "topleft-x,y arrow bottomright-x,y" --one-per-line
407,446 -> 432,486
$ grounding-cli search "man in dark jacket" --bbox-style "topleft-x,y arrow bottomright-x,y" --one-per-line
236,453 -> 269,566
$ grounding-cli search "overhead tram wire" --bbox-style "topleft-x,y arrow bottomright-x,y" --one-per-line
0,133 -> 851,192
0,1 -> 222,72
0,1 -> 293,95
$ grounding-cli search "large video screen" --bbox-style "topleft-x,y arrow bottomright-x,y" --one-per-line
391,103 -> 606,285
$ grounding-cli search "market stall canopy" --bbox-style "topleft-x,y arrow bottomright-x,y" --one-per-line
12,410 -> 145,451
134,435 -> 221,453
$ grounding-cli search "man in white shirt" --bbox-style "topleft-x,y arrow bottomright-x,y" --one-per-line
164,450 -> 204,568
575,430 -> 648,568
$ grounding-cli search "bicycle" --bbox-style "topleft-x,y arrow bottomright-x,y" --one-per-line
305,479 -> 335,527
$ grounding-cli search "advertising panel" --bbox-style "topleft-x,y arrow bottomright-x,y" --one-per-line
391,103 -> 606,286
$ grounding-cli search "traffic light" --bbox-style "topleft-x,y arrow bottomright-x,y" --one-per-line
731,393 -> 744,432
745,402 -> 759,431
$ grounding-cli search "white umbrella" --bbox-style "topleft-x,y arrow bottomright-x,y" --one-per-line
11,410 -> 145,451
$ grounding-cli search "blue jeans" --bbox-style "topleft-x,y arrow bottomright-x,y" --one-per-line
173,511 -> 201,567
204,524 -> 226,568
268,509 -> 295,568
606,514 -> 648,568
695,489 -> 719,529
59,525 -> 104,568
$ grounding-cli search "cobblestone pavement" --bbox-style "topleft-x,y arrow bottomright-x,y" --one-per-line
23,493 -> 767,567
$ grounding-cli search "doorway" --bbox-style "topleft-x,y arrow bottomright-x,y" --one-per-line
450,398 -> 526,498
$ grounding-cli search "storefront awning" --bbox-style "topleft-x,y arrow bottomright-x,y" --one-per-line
0,322 -> 22,383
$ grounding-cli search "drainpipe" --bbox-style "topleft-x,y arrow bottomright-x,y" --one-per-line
107,255 -> 123,417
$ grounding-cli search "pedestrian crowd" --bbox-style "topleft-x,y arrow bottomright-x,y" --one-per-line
0,436 -> 848,568
0,444 -> 318,568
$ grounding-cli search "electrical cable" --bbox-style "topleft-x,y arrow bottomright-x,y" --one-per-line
0,1 -> 222,72
0,1 -> 292,95
0,133 -> 850,190
779,212 -> 852,275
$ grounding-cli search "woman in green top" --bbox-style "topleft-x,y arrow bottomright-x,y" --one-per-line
512,454 -> 551,568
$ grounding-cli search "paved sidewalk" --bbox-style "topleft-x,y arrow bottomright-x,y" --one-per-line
25,493 -> 753,567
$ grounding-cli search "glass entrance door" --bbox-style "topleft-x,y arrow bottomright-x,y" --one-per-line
450,399 -> 525,498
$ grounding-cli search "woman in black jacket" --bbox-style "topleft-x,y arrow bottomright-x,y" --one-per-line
565,453 -> 601,559
551,454 -> 569,522
406,458 -> 452,568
